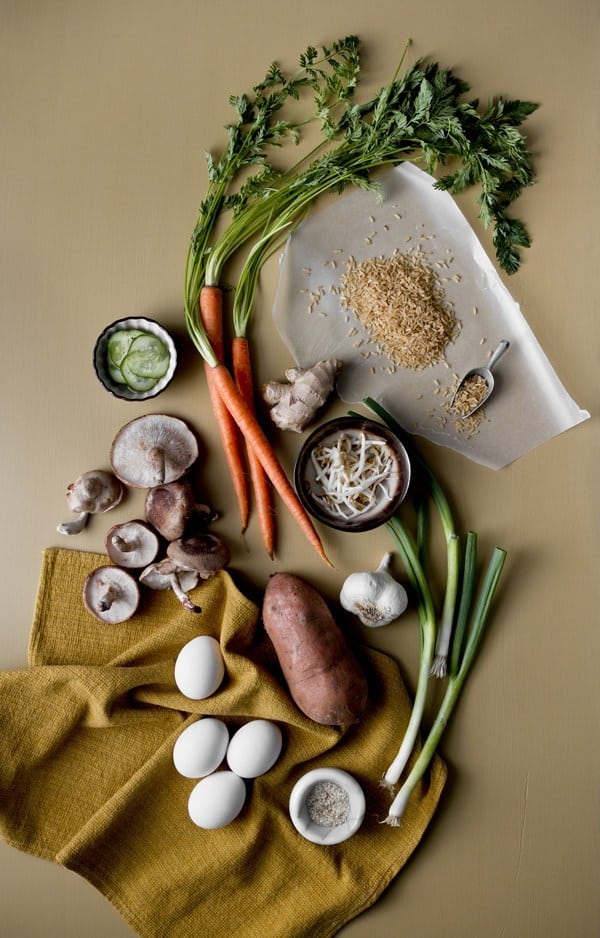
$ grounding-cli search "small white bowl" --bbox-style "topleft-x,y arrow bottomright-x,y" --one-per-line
289,767 -> 366,845
93,317 -> 177,401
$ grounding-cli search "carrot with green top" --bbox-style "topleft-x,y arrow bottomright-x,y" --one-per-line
199,285 -> 250,532
187,277 -> 330,564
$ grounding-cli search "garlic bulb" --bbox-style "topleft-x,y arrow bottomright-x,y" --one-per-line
339,553 -> 408,628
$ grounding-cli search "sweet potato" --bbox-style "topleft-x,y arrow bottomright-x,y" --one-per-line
262,572 -> 368,727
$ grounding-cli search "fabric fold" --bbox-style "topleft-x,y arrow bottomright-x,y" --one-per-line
1,547 -> 446,938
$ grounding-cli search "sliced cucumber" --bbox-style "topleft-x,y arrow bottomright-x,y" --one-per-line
104,325 -> 172,393
125,334 -> 170,379
107,359 -> 127,385
107,328 -> 145,367
120,356 -> 159,392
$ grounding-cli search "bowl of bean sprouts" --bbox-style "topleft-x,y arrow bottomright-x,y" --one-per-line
293,416 -> 411,532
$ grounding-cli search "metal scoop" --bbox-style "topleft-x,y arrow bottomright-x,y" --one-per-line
451,339 -> 510,418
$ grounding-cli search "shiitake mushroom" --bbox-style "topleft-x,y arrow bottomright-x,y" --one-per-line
57,469 -> 124,535
83,566 -> 140,624
145,481 -> 216,541
105,520 -> 160,568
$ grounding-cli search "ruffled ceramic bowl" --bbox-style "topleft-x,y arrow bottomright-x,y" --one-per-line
93,317 -> 177,401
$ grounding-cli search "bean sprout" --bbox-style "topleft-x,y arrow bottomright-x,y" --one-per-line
310,432 -> 395,519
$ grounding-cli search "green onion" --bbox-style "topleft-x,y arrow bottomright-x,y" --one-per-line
361,399 -> 507,826
364,397 -> 462,679
430,533 -> 461,678
449,531 -> 478,676
382,515 -> 437,788
384,547 -> 507,826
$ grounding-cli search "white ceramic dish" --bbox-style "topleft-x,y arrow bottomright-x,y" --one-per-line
289,767 -> 366,845
93,317 -> 177,401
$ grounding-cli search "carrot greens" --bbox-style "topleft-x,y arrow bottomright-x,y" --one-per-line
205,45 -> 538,376
184,34 -> 361,326
183,37 -> 537,556
183,37 -> 361,559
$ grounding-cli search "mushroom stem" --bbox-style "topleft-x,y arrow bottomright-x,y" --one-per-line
57,511 -> 90,535
98,583 -> 121,611
148,446 -> 166,485
170,572 -> 202,614
111,533 -> 138,553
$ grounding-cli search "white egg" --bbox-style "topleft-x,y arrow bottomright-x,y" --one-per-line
187,771 -> 246,829
173,718 -> 229,779
174,635 -> 225,700
226,719 -> 283,778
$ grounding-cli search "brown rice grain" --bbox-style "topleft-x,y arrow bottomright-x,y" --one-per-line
338,252 -> 460,370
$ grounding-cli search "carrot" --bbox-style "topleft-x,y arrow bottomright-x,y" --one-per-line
209,362 -> 332,567
232,335 -> 275,558
199,286 -> 250,531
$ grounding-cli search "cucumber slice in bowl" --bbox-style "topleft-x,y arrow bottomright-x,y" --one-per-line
107,359 -> 128,385
94,316 -> 177,400
107,328 -> 145,367
125,334 -> 170,379
120,355 -> 159,392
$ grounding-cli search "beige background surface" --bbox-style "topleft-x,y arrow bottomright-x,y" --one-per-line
1,1 -> 598,936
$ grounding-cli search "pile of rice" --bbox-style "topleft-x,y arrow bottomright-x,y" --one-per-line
339,249 -> 460,370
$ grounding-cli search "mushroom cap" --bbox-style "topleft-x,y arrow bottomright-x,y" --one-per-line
145,480 -> 196,541
167,533 -> 231,579
83,565 -> 140,624
105,520 -> 160,568
65,470 -> 124,514
110,414 -> 199,488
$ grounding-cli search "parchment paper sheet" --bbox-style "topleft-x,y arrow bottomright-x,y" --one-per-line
273,164 -> 589,468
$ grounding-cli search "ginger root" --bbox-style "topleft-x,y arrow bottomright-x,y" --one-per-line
262,359 -> 342,433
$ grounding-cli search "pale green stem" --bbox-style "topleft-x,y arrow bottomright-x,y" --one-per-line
430,533 -> 461,678
449,531 -> 478,677
384,547 -> 507,825
382,624 -> 436,787
382,516 -> 437,787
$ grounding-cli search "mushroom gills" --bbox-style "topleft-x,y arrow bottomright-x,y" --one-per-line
83,566 -> 140,624
105,520 -> 160,568
110,415 -> 199,488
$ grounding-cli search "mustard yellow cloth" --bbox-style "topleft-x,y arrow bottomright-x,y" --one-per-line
0,548 -> 446,938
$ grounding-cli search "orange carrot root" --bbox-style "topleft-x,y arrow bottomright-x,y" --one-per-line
210,362 -> 332,567
199,286 -> 250,531
232,336 -> 276,558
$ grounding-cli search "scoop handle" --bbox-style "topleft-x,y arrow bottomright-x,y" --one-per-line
488,339 -> 510,371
